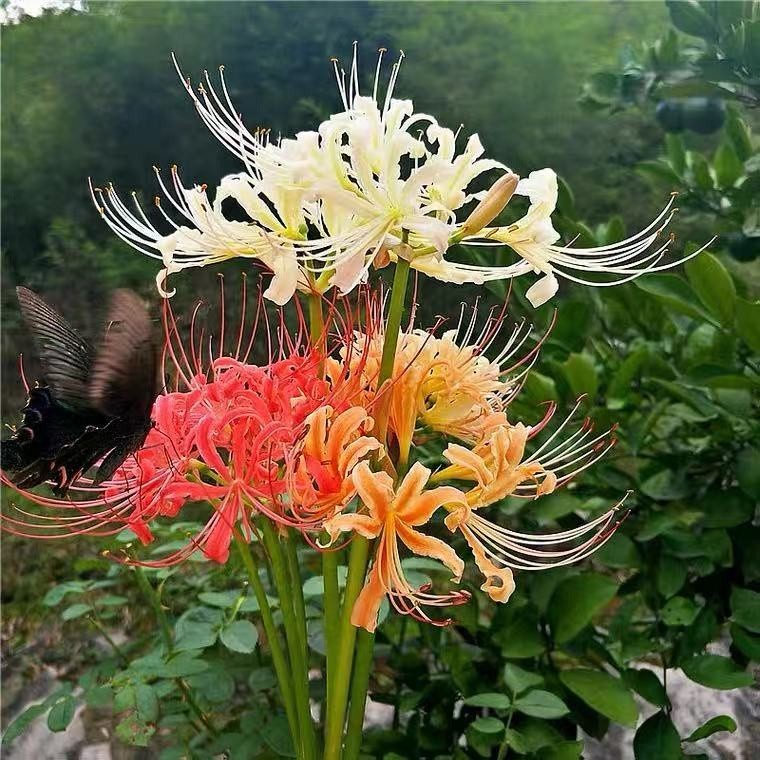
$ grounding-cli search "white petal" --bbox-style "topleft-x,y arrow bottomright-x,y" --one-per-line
525,272 -> 559,307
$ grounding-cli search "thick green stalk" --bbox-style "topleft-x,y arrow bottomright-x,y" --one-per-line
373,246 -> 411,451
342,629 -> 375,760
261,520 -> 317,760
308,290 -> 326,350
325,247 -> 413,758
234,534 -> 299,748
132,567 -> 217,737
323,535 -> 371,760
286,529 -> 309,658
322,543 -> 340,716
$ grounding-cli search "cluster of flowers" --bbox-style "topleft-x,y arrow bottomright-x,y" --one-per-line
3,280 -> 626,632
4,46 -> 698,633
91,46 -> 705,308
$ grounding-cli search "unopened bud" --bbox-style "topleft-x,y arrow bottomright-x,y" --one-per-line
373,245 -> 391,269
461,172 -> 519,236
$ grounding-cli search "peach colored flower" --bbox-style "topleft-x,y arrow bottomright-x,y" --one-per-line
324,461 -> 469,632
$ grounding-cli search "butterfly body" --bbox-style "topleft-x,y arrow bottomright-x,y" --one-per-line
1,287 -> 159,494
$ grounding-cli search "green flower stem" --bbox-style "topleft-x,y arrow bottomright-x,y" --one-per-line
234,534 -> 299,750
308,290 -> 326,350
323,535 -> 371,760
374,256 -> 411,446
325,241 -> 413,758
261,520 -> 317,760
132,566 -> 218,737
322,542 -> 340,717
496,702 -> 516,760
342,628 -> 375,760
286,529 -> 309,658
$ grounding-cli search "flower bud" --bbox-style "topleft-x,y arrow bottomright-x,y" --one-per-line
460,172 -> 519,236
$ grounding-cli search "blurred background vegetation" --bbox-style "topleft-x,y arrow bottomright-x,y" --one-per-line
1,2 -> 759,759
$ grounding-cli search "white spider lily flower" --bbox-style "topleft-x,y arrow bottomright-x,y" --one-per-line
453,168 -> 714,306
92,45 -> 710,304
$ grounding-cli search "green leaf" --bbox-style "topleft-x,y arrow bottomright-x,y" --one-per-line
535,741 -> 584,760
42,582 -> 89,607
666,0 -> 718,39
633,712 -> 681,760
731,587 -> 760,633
301,565 -> 349,596
498,616 -> 546,658
637,160 -> 682,185
220,620 -> 259,653
594,532 -> 640,569
513,690 -> 569,719
116,716 -> 155,747
134,684 -> 159,723
607,346 -> 649,405
726,108 -> 753,162
559,669 -> 638,727
548,572 -> 618,643
503,663 -> 543,696
641,469 -> 689,501
174,622 -> 218,652
160,653 -> 209,678
471,717 -> 505,735
198,590 -> 246,608
561,353 -> 599,399
61,603 -> 92,621
735,299 -> 760,352
464,693 -> 512,710
47,695 -> 76,732
261,715 -> 296,757
187,670 -> 235,703
713,141 -> 743,188
690,152 -> 714,190
699,488 -> 755,528
622,669 -> 668,708
661,596 -> 700,626
2,703 -> 48,745
635,275 -> 711,322
174,606 -> 222,651
685,714 -> 737,742
731,623 -> 760,660
685,252 -> 736,325
656,554 -> 687,597
665,133 -> 686,175
682,654 -> 753,690
249,666 -> 277,692
736,448 -> 760,500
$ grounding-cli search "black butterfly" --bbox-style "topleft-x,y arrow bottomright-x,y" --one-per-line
1,287 -> 159,494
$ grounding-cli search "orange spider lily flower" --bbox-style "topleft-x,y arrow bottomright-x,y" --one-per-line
287,405 -> 384,524
324,461 -> 469,632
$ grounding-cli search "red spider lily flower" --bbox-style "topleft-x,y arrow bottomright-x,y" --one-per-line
324,461 -> 470,632
1,280 -> 379,565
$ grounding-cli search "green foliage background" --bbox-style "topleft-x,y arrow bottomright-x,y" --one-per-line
1,2 -> 759,759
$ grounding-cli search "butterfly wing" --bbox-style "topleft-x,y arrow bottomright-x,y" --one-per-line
89,289 -> 160,421
16,287 -> 95,410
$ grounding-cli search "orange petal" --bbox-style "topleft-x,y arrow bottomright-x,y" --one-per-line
352,461 -> 395,521
463,526 -> 516,603
323,512 -> 382,544
536,471 -> 558,497
395,522 -> 464,581
393,461 -> 431,507
327,407 -> 370,464
443,443 -> 492,486
401,485 -> 467,526
350,549 -> 387,633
